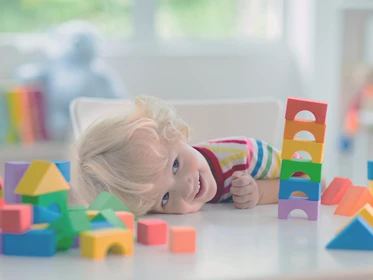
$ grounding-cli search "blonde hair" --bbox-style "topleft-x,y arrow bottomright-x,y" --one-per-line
70,96 -> 190,216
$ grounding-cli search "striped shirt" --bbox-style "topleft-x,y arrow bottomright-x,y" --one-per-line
193,136 -> 300,203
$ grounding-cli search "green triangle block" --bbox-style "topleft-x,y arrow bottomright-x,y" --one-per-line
68,205 -> 86,211
92,209 -> 127,229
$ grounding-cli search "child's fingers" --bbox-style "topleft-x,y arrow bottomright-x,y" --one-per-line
234,199 -> 257,209
230,185 -> 252,196
232,194 -> 251,204
232,175 -> 253,187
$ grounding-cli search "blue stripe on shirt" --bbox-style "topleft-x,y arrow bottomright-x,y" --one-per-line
250,139 -> 263,178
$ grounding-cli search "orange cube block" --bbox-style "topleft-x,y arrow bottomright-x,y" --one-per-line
321,177 -> 353,205
0,204 -> 33,233
334,186 -> 373,216
137,219 -> 168,245
115,211 -> 134,232
169,227 -> 196,253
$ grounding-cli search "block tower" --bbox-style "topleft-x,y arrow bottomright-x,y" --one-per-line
278,97 -> 328,221
369,160 -> 373,194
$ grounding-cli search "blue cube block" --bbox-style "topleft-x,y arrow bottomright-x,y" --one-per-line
3,229 -> 56,257
51,160 -> 70,182
278,177 -> 321,201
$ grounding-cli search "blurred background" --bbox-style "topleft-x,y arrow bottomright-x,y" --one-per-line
1,0 -> 373,187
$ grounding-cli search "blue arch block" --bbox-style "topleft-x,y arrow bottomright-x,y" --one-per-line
50,160 -> 70,182
278,178 -> 321,201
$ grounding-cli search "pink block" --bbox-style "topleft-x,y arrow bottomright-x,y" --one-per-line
278,197 -> 320,221
137,219 -> 168,245
0,204 -> 33,233
4,162 -> 30,204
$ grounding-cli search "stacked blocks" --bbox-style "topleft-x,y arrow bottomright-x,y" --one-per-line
369,161 -> 373,194
278,97 -> 328,221
326,204 -> 373,250
4,161 -> 30,203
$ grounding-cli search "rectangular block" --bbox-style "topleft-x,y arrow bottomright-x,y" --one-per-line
0,204 -> 33,233
283,119 -> 326,143
278,178 -> 321,201
285,97 -> 328,124
278,198 -> 320,220
4,161 -> 30,204
3,229 -> 56,257
281,139 -> 324,163
280,159 -> 322,182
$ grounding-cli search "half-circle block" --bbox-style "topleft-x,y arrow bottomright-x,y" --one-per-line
278,197 -> 320,220
326,216 -> 373,251
281,139 -> 324,163
321,177 -> 353,205
80,228 -> 133,260
335,204 -> 373,235
285,97 -> 328,124
278,178 -> 321,201
283,119 -> 326,143
368,161 -> 373,180
334,186 -> 373,216
280,159 -> 322,182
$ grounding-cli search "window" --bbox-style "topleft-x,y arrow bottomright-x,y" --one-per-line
0,0 -> 283,42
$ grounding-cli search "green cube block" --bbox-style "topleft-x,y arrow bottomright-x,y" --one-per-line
21,190 -> 68,214
280,158 -> 322,182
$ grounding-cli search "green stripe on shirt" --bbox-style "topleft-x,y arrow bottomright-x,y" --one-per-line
258,144 -> 273,179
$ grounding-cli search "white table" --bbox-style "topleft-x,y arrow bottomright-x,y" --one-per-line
1,204 -> 373,280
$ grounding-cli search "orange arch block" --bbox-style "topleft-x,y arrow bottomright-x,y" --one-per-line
285,97 -> 328,124
334,186 -> 373,216
283,119 -> 326,143
80,228 -> 133,260
281,139 -> 324,163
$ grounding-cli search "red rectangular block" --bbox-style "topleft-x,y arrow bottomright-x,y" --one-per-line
0,204 -> 33,233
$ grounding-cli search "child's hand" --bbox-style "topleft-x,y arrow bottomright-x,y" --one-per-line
230,170 -> 260,209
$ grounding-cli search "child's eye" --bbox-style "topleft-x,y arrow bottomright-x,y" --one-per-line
162,192 -> 169,207
172,159 -> 179,174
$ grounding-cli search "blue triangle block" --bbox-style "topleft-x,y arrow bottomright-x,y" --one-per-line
326,216 -> 373,250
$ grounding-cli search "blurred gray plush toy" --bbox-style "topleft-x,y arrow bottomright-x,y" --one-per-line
16,20 -> 127,141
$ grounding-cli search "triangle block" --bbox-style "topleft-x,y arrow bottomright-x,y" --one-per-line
334,186 -> 373,216
92,208 -> 127,229
336,204 -> 373,235
15,160 -> 70,196
326,216 -> 373,250
322,177 -> 353,205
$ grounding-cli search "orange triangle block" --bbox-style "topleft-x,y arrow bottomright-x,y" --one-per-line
322,177 -> 353,205
334,186 -> 373,216
15,160 -> 70,196
336,204 -> 373,235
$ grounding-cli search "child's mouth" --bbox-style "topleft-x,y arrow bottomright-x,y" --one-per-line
194,174 -> 205,199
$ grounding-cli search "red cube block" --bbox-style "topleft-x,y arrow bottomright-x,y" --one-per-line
0,204 -> 33,233
137,219 -> 168,245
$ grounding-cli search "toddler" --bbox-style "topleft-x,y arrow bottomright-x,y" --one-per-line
70,95 -> 322,216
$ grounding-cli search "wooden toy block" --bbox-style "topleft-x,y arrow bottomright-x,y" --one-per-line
92,209 -> 126,229
370,181 -> 373,195
326,216 -> 373,251
3,229 -> 56,257
22,190 -> 68,214
88,192 -> 133,215
49,209 -> 91,250
281,139 -> 324,163
86,210 -> 99,220
4,161 -> 30,204
321,177 -> 353,205
368,161 -> 373,180
278,178 -> 321,201
0,198 -> 5,208
278,197 -> 320,220
336,204 -> 373,235
0,204 -> 33,233
15,160 -> 70,196
50,160 -> 70,182
169,227 -> 196,253
116,211 -> 135,233
80,228 -> 133,260
285,97 -> 328,124
334,186 -> 373,216
31,223 -> 49,230
283,119 -> 326,143
137,219 -> 168,245
280,159 -> 322,182
90,220 -> 115,230
33,205 -> 61,224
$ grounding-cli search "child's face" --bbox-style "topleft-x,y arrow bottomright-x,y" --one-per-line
152,141 -> 217,214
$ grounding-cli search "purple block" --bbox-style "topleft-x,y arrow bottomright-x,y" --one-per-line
278,197 -> 320,221
72,236 -> 80,248
4,162 -> 30,204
